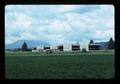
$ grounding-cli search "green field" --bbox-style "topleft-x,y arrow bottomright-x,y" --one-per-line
5,51 -> 115,79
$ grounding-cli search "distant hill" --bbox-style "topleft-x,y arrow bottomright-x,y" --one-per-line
5,40 -> 50,50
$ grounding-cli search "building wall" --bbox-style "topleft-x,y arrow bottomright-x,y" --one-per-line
63,44 -> 72,51
32,49 -> 39,52
72,45 -> 80,51
32,46 -> 44,52
88,44 -> 101,50
36,46 -> 44,50
57,45 -> 63,51
32,44 -> 81,52
88,42 -> 109,50
51,45 -> 57,50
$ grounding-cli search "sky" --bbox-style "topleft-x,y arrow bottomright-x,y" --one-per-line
5,5 -> 114,49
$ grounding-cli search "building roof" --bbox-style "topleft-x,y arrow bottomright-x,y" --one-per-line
89,43 -> 102,46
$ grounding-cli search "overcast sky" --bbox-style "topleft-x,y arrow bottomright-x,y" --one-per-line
5,5 -> 114,47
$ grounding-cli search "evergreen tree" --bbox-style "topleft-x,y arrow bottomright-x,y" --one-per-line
89,40 -> 94,44
21,42 -> 28,51
108,37 -> 114,49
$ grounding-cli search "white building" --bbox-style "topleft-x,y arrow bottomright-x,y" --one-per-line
32,46 -> 44,52
32,43 -> 80,52
63,44 -> 72,51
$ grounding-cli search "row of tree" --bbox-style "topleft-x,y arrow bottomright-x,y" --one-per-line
6,42 -> 30,52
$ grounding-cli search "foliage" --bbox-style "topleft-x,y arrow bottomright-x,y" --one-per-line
108,37 -> 114,50
89,40 -> 94,44
82,48 -> 87,52
21,42 -> 28,51
46,50 -> 53,54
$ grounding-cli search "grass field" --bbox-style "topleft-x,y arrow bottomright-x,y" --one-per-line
5,51 -> 115,79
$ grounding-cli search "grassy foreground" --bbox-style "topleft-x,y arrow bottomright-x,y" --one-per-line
5,51 -> 114,79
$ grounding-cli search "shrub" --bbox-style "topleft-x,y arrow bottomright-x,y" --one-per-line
46,50 -> 53,54
82,48 -> 87,53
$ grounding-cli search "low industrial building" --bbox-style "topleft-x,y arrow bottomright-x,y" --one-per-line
32,43 -> 80,52
57,45 -> 63,51
88,44 -> 101,50
88,42 -> 108,50
72,44 -> 80,51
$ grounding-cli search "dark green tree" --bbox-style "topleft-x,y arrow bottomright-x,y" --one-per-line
21,42 -> 28,51
108,37 -> 114,49
89,40 -> 94,44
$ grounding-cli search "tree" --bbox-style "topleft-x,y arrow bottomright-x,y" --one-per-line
21,42 -> 28,51
108,37 -> 114,49
89,40 -> 94,44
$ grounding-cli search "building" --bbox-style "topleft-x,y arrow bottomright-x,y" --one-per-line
32,46 -> 44,52
57,45 -> 63,51
88,41 -> 108,50
44,46 -> 50,50
88,44 -> 101,50
62,43 -> 80,51
32,43 -> 80,52
72,44 -> 80,51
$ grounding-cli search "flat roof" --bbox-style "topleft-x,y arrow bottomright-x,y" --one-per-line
89,44 -> 102,46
